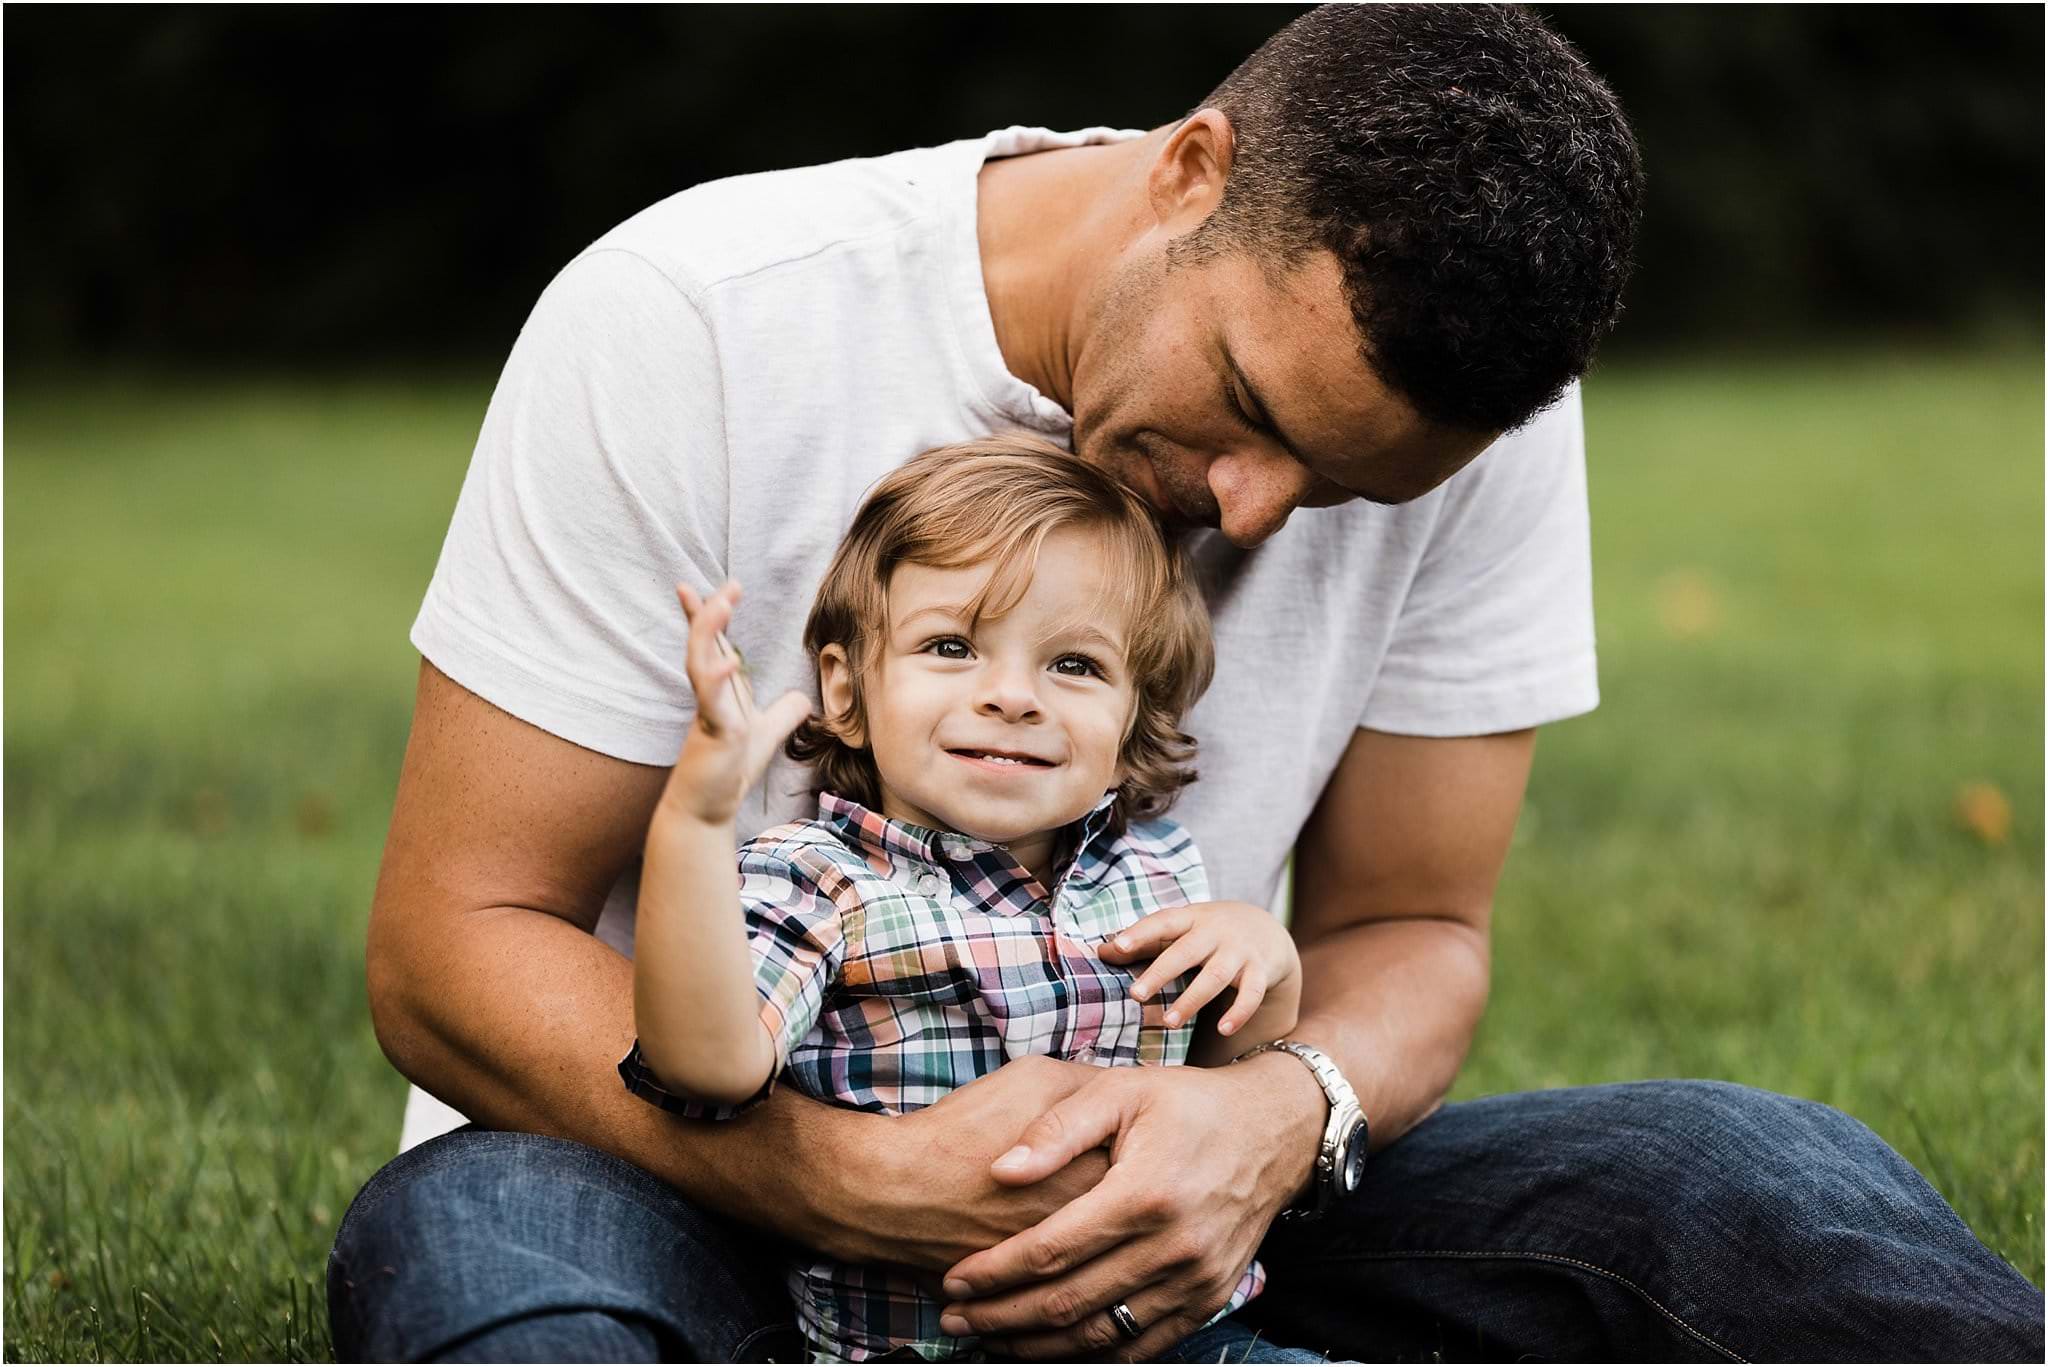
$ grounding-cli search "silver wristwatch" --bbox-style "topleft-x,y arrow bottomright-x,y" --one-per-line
1237,1040 -> 1370,1221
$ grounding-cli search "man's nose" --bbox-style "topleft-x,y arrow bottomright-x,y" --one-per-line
974,660 -> 1043,721
1213,448 -> 1316,548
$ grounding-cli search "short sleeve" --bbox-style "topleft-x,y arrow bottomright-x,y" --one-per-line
1360,385 -> 1599,736
411,248 -> 729,765
619,837 -> 848,1120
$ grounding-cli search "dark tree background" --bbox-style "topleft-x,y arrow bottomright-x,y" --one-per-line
6,4 -> 2041,369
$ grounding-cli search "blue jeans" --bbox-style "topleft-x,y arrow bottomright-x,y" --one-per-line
328,1081 -> 2043,1362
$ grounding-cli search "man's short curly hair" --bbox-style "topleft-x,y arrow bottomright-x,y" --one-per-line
1175,3 -> 1644,434
785,435 -> 1215,837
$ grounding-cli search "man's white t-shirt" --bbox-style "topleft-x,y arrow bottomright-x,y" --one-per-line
401,125 -> 1598,1149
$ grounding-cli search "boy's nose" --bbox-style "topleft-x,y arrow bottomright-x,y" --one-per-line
974,663 -> 1043,721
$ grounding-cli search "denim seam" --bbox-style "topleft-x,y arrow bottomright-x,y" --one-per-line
326,1245 -> 366,1360
1330,1248 -> 1748,1363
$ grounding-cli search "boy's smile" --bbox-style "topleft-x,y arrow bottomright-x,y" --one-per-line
818,525 -> 1137,885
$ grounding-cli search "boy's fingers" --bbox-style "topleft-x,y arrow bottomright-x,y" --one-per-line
691,663 -> 745,737
686,599 -> 736,682
1165,953 -> 1241,1026
1217,968 -> 1268,1036
718,636 -> 757,719
1130,934 -> 1209,1003
1102,907 -> 1190,960
755,691 -> 814,756
688,643 -> 741,701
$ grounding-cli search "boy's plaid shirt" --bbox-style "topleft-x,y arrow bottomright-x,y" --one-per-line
620,790 -> 1266,1362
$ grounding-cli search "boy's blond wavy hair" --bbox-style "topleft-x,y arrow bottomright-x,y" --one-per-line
786,434 -> 1215,836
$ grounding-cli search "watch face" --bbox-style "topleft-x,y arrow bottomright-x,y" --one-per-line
1340,1121 -> 1370,1191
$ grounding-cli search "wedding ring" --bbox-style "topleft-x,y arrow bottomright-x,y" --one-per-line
1109,1301 -> 1143,1341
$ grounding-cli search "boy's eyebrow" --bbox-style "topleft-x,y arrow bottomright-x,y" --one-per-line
894,604 -> 971,631
1043,623 -> 1127,657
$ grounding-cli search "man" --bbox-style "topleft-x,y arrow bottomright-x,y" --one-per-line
331,6 -> 2043,1362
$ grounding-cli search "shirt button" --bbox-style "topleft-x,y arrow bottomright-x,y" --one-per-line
917,872 -> 944,897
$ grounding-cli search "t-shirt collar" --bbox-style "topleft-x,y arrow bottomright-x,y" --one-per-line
941,125 -> 1146,439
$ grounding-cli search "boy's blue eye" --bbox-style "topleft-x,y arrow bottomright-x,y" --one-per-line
927,637 -> 971,659
1052,654 -> 1103,679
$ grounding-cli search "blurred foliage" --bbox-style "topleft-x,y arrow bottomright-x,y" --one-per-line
4,5 -> 2041,368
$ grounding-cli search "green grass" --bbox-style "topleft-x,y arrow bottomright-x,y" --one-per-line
4,350 -> 2041,1360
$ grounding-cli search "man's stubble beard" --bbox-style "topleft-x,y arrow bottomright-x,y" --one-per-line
1067,252 -> 1222,535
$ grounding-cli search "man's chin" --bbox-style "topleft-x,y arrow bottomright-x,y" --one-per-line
1074,431 -> 1218,531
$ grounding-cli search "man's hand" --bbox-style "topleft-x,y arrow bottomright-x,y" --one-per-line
807,1056 -> 1103,1271
934,1052 -> 1322,1361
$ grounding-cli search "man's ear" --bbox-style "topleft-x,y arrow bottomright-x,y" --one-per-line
1147,109 -> 1237,236
817,644 -> 866,748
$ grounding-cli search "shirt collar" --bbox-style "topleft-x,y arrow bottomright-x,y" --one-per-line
817,790 -> 1120,873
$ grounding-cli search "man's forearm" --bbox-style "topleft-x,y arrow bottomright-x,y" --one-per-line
370,902 -> 880,1244
1289,914 -> 1490,1148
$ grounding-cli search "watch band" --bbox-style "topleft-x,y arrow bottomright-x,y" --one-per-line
1236,1040 -> 1367,1220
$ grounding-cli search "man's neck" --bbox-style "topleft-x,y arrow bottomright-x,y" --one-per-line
975,131 -> 1161,414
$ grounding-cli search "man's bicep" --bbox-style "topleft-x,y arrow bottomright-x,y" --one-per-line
1289,727 -> 1535,945
371,658 -> 667,952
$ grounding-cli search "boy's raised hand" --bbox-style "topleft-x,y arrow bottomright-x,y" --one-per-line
663,581 -> 812,826
1097,901 -> 1302,1044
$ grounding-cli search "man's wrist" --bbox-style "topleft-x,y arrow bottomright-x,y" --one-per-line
751,1090 -> 896,1260
1225,1047 -> 1327,1211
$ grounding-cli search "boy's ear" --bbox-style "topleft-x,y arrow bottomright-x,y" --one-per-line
817,644 -> 866,748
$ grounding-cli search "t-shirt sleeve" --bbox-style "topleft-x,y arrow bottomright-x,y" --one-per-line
411,247 -> 729,765
1360,384 -> 1599,736
618,837 -> 847,1121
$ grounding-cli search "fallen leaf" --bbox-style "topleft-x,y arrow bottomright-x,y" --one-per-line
1655,570 -> 1723,639
188,787 -> 230,836
1954,781 -> 2011,845
294,792 -> 334,838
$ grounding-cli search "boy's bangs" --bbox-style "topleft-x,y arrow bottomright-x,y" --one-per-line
1086,522 -> 1162,650
960,518 -> 1160,651
945,522 -> 1055,629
